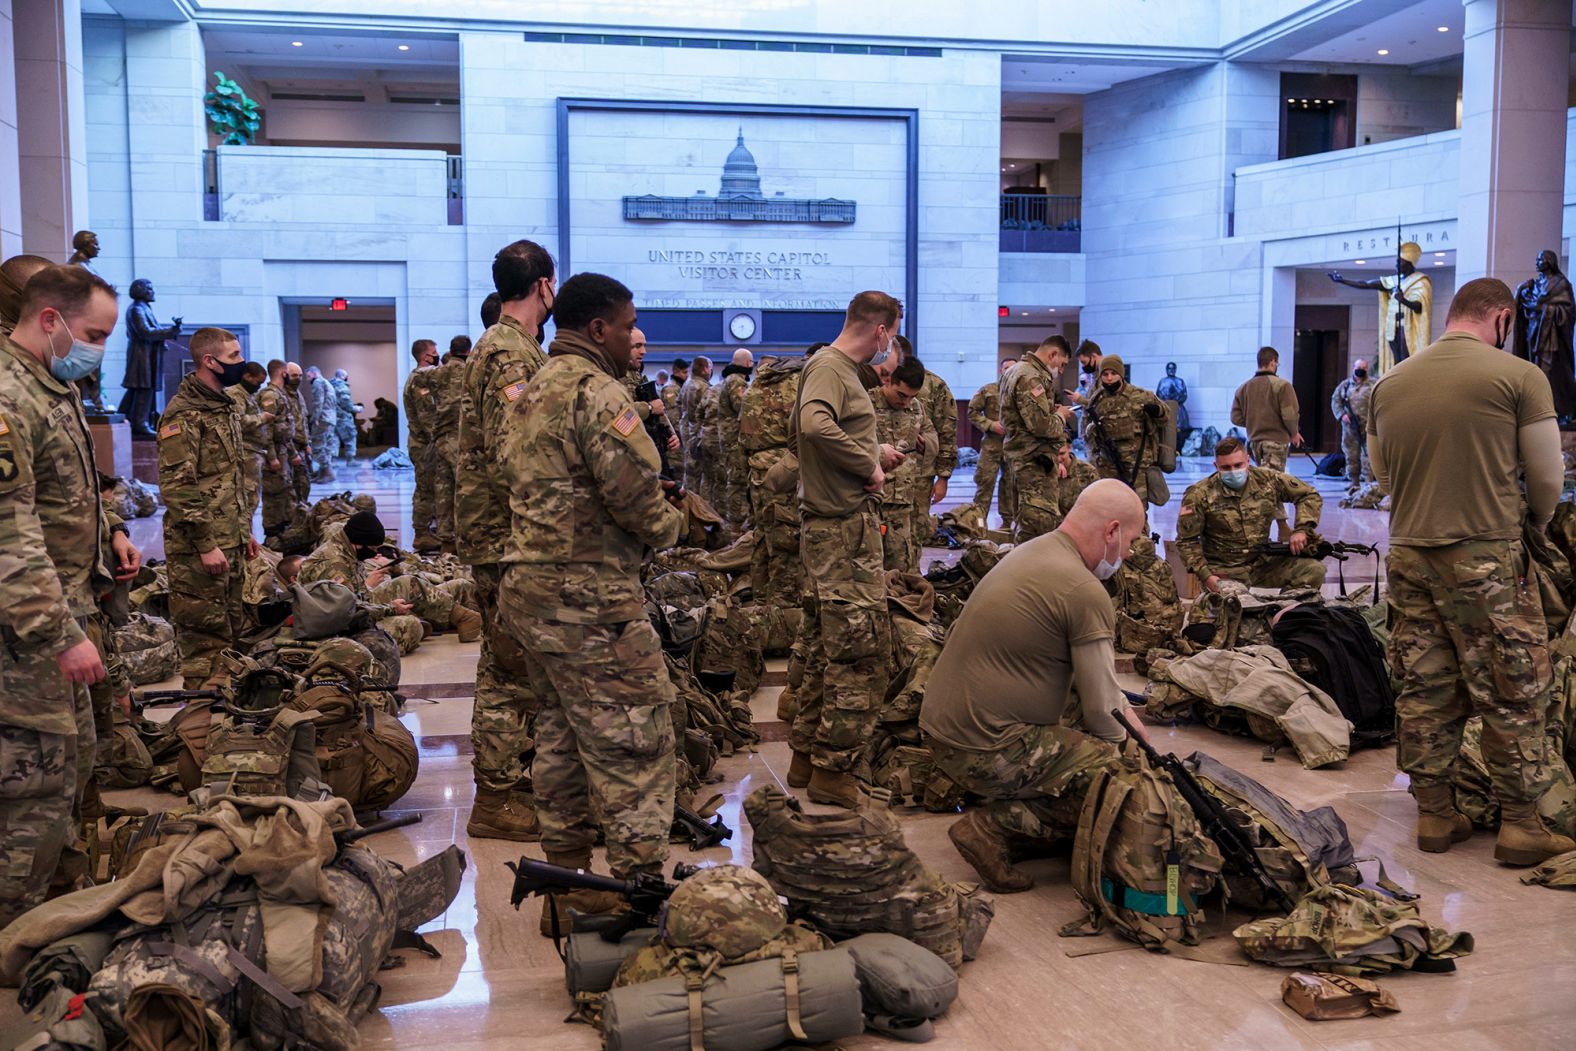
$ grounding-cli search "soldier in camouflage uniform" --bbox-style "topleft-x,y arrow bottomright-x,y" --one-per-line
718,349 -> 755,526
663,357 -> 688,481
257,360 -> 299,537
284,362 -> 312,502
789,292 -> 902,809
874,356 -> 937,574
159,329 -> 255,688
1083,354 -> 1166,506
0,266 -> 131,927
695,371 -> 726,512
1002,336 -> 1074,541
677,355 -> 714,493
740,353 -> 808,610
402,339 -> 442,552
331,368 -> 359,462
967,357 -> 1017,528
455,239 -> 553,841
1176,436 -> 1327,593
227,361 -> 272,526
305,365 -> 338,482
1331,359 -> 1372,489
1057,444 -> 1099,518
912,355 -> 958,543
495,273 -> 684,918
299,512 -> 479,648
429,336 -> 471,553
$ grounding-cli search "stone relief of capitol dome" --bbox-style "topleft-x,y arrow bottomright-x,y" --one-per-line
622,129 -> 856,224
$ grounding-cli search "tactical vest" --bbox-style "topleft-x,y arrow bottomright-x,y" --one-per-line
287,672 -> 418,816
1108,537 -> 1182,657
738,357 -> 804,456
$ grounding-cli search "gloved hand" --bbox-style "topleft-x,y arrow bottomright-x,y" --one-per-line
1143,402 -> 1163,419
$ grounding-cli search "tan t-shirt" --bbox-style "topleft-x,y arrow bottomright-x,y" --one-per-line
1368,332 -> 1555,546
796,347 -> 879,518
920,530 -> 1117,750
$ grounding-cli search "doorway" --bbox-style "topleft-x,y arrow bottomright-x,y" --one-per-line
1292,305 -> 1350,453
282,302 -> 398,455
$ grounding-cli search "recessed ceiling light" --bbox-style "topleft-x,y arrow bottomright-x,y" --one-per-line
1286,97 -> 1295,103
1048,308 -> 1056,312
1433,261 -> 1444,266
1434,251 -> 1446,257
1437,26 -> 1449,32
291,40 -> 303,46
1377,49 -> 1389,55
1020,311 -> 1028,316
1355,259 -> 1367,265
397,44 -> 410,51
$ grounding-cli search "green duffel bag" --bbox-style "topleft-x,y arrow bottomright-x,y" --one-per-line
839,932 -> 958,1021
602,947 -> 863,1051
565,926 -> 658,997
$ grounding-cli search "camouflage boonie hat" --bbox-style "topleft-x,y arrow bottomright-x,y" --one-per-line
660,864 -> 786,959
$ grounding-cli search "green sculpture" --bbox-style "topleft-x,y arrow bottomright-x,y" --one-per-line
204,71 -> 262,146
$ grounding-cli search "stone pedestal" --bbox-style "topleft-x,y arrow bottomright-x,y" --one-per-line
87,415 -> 131,478
131,435 -> 159,484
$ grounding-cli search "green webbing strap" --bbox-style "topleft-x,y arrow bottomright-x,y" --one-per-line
1100,878 -> 1193,917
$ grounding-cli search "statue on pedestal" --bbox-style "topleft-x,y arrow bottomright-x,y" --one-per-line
1155,360 -> 1190,436
1328,240 -> 1433,374
67,230 -> 100,274
1514,250 -> 1576,423
120,279 -> 182,437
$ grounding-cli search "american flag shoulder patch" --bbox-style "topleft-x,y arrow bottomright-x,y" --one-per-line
502,381 -> 526,402
159,422 -> 182,439
1030,385 -> 1045,398
612,407 -> 640,437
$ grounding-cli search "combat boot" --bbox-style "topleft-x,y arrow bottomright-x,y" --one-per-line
466,786 -> 541,842
806,767 -> 861,809
450,606 -> 483,643
414,532 -> 442,554
948,811 -> 1034,893
1413,783 -> 1472,853
775,683 -> 797,722
538,851 -> 629,937
1494,801 -> 1576,866
786,750 -> 813,789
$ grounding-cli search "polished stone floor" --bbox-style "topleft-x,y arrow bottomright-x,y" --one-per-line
36,454 -> 1575,1050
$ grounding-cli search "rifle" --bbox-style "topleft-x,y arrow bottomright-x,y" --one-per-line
507,857 -> 682,944
1084,401 -> 1134,488
1110,705 -> 1297,913
672,802 -> 733,850
1256,538 -> 1380,602
133,688 -> 221,708
338,812 -> 422,845
635,376 -> 674,474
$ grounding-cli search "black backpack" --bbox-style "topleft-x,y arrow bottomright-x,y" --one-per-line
1270,605 -> 1394,749
1315,452 -> 1346,477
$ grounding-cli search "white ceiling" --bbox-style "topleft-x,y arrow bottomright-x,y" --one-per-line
202,28 -> 459,96
1001,56 -> 1185,95
1286,0 -> 1465,66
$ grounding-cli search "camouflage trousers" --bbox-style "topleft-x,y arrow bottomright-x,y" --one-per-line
879,500 -> 921,575
311,422 -> 339,473
411,442 -> 438,540
369,574 -> 470,629
1388,539 -> 1553,804
432,452 -> 457,545
291,454 -> 311,502
261,464 -> 293,534
1217,555 -> 1327,592
336,419 -> 357,460
911,492 -> 936,573
791,509 -> 891,772
747,452 -> 803,609
1012,459 -> 1062,543
470,563 -> 538,792
0,641 -> 94,929
1340,423 -> 1371,487
971,438 -> 1016,528
168,548 -> 246,688
725,445 -> 751,527
83,613 -> 125,813
926,725 -> 1117,841
375,614 -> 426,654
698,443 -> 727,519
1250,440 -> 1289,472
501,600 -> 676,877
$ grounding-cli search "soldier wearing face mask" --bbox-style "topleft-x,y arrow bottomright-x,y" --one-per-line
1001,335 -> 1076,542
1175,436 -> 1325,594
227,361 -> 274,523
1330,359 -> 1373,491
157,327 -> 257,688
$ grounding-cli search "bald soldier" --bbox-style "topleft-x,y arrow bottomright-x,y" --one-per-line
920,481 -> 1144,893
1176,436 -> 1326,593
0,265 -> 140,927
158,327 -> 255,687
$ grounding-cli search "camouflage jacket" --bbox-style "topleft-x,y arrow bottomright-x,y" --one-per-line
1177,467 -> 1322,578
1002,354 -> 1068,467
1059,456 -> 1100,516
158,372 -> 250,555
498,331 -> 684,623
289,386 -> 309,446
1330,377 -> 1372,427
1084,382 -> 1163,478
299,520 -> 384,599
430,357 -> 468,461
1107,535 -> 1182,654
875,397 -> 937,508
718,368 -> 752,449
0,334 -> 112,666
739,356 -> 803,455
331,376 -> 356,421
918,370 -> 958,479
227,382 -> 271,457
257,383 -> 295,465
620,370 -> 651,421
456,315 -> 546,565
677,376 -> 710,451
307,375 -> 336,429
660,379 -> 681,414
402,366 -> 440,449
967,381 -> 1003,447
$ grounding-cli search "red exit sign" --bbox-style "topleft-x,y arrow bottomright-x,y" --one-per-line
329,298 -> 350,312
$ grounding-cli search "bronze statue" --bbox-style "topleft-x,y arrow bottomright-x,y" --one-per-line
1328,241 -> 1432,373
67,230 -> 100,274
1155,360 -> 1190,435
1514,250 -> 1576,421
120,278 -> 182,437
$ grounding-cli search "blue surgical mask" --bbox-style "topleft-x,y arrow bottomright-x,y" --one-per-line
1221,469 -> 1249,490
1093,533 -> 1123,581
869,335 -> 892,368
46,315 -> 106,382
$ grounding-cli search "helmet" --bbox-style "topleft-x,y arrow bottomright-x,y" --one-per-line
302,636 -> 375,683
350,493 -> 378,514
1127,536 -> 1158,566
660,864 -> 786,959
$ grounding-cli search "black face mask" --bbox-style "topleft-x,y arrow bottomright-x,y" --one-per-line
1354,369 -> 1368,380
285,377 -> 301,390
1082,362 -> 1097,375
354,546 -> 379,561
212,359 -> 248,388
1101,380 -> 1122,395
241,379 -> 262,394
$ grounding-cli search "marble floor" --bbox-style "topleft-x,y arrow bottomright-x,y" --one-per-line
38,454 -> 1574,1050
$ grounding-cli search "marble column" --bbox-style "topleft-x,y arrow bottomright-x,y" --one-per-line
0,0 -> 23,258
1456,0 -> 1570,284
13,0 -> 88,258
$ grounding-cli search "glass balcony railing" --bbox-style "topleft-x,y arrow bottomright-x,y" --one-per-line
999,193 -> 1080,253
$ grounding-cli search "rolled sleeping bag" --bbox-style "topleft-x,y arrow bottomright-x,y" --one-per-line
602,947 -> 863,1051
565,927 -> 658,996
839,933 -> 958,1021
